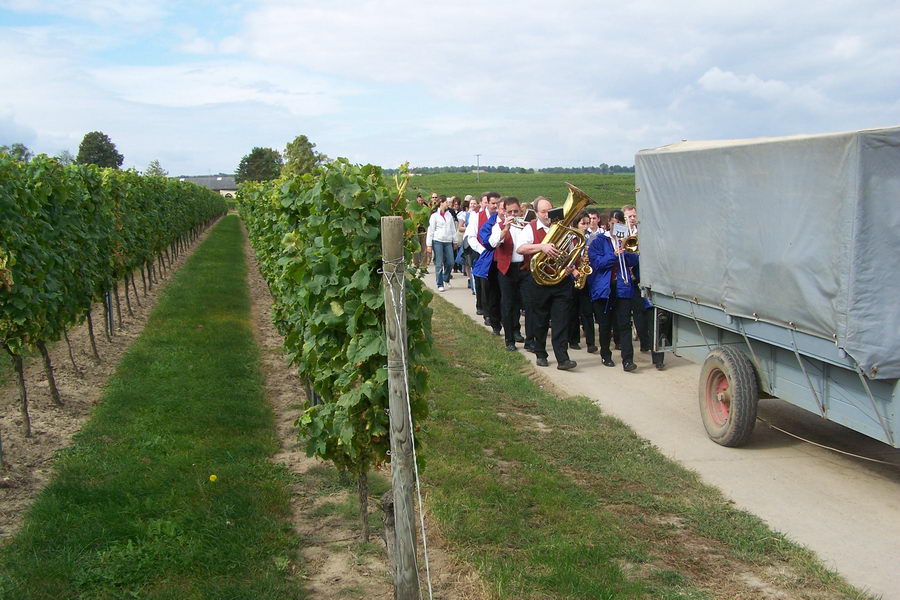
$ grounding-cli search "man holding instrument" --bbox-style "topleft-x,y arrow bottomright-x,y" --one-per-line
515,197 -> 577,371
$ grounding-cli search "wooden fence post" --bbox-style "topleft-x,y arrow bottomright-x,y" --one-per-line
381,216 -> 420,599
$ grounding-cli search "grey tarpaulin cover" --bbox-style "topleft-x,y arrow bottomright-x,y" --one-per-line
636,126 -> 900,379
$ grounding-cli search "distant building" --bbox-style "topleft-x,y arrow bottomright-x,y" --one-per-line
178,175 -> 237,198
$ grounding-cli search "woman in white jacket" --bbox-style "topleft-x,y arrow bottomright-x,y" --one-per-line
426,195 -> 457,291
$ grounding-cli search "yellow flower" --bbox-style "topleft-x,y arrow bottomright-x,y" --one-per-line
209,474 -> 218,482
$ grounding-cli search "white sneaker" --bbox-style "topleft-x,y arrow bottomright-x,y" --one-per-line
437,286 -> 445,292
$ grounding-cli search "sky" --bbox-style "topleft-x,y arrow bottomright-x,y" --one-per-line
1,0 -> 899,176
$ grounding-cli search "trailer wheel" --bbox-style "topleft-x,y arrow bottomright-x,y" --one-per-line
699,346 -> 758,447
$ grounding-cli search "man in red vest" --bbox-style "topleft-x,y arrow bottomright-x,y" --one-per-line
515,197 -> 577,370
489,197 -> 527,351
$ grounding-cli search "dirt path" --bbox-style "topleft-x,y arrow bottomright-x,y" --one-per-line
0,223 -> 219,540
429,277 -> 900,600
242,229 -> 487,600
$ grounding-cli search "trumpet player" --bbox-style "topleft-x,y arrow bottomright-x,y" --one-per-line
515,197 -> 577,371
621,204 -> 664,370
489,197 -> 527,351
587,210 -> 638,372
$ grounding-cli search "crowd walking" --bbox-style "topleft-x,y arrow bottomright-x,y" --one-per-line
421,188 -> 665,373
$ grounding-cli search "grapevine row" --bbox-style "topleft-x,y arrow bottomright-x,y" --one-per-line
238,160 -> 432,493
0,154 -> 227,451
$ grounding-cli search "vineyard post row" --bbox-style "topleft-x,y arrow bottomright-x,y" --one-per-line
0,154 -> 228,457
237,159 -> 433,548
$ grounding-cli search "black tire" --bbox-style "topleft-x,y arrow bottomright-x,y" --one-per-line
698,345 -> 758,447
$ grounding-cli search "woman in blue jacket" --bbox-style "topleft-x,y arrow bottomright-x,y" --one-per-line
586,210 -> 639,372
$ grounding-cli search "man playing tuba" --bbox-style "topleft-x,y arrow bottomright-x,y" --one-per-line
515,197 -> 578,371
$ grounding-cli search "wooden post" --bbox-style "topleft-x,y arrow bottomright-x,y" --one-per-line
381,216 -> 419,599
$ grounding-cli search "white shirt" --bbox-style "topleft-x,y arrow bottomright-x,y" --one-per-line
489,218 -> 524,263
426,210 -> 457,246
464,210 -> 487,254
514,219 -> 551,253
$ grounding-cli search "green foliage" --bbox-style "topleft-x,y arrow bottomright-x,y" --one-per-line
0,143 -> 32,163
0,218 -> 304,598
76,131 -> 124,168
144,159 -> 168,177
408,171 -> 636,211
235,147 -> 283,183
0,154 -> 227,356
281,134 -> 325,178
239,159 -> 432,475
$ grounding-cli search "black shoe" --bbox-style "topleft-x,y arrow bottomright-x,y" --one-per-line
623,361 -> 637,372
506,343 -> 517,351
524,344 -> 535,353
514,333 -> 525,343
587,345 -> 598,354
483,317 -> 491,326
535,357 -> 549,367
655,363 -> 665,371
492,329 -> 502,336
601,358 -> 615,367
569,342 -> 581,350
476,309 -> 484,315
557,359 -> 577,371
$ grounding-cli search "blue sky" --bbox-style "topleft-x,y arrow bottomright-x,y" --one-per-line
2,0 -> 899,176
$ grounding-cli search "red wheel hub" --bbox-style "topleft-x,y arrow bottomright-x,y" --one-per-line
705,369 -> 730,426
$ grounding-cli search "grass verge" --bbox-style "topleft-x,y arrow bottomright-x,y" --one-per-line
420,295 -> 870,599
0,215 -> 302,600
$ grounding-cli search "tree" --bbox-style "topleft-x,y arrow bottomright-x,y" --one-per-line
0,143 -> 32,163
76,131 -> 124,168
281,134 -> 325,178
144,159 -> 168,177
235,147 -> 283,183
55,149 -> 76,166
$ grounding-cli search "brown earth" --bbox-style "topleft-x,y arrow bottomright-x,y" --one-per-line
0,224 -> 218,540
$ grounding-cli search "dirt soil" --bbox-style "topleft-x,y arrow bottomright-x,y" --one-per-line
242,229 -> 488,599
0,225 -> 217,540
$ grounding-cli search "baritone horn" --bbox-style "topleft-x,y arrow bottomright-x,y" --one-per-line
530,183 -> 593,288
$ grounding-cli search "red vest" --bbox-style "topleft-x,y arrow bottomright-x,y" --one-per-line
478,208 -> 489,230
522,220 -> 548,270
494,220 -> 516,275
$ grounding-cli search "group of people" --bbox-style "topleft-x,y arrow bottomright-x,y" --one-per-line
421,190 -> 665,373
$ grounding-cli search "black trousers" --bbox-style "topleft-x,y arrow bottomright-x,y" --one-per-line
528,275 -> 574,363
592,296 -> 633,363
481,266 -> 501,331
568,285 -> 596,347
498,264 -> 526,345
630,295 -> 664,366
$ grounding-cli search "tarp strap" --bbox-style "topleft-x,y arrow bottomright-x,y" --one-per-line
851,361 -> 895,447
688,301 -> 711,351
789,327 -> 826,417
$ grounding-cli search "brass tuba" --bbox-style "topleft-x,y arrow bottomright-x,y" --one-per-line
530,183 -> 593,288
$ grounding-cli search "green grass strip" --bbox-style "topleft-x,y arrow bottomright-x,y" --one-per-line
421,296 -> 866,600
0,216 -> 303,600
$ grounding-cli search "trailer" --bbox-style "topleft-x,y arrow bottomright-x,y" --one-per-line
636,127 -> 900,447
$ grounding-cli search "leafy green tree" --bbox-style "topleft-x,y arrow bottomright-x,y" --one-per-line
0,143 -> 32,163
76,131 -> 124,168
281,134 -> 325,178
144,159 -> 168,177
235,147 -> 282,183
55,149 -> 75,166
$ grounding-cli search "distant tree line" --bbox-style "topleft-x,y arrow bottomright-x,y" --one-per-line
382,164 -> 635,175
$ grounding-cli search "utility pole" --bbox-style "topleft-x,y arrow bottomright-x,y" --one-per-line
475,154 -> 481,183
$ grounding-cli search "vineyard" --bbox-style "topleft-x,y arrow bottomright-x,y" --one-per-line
0,154 -> 226,459
0,158 -> 869,599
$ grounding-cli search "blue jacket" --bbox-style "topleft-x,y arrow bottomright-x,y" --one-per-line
586,234 -> 639,302
472,213 -> 497,279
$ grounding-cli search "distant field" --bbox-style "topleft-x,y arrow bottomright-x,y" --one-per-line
407,172 -> 636,210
